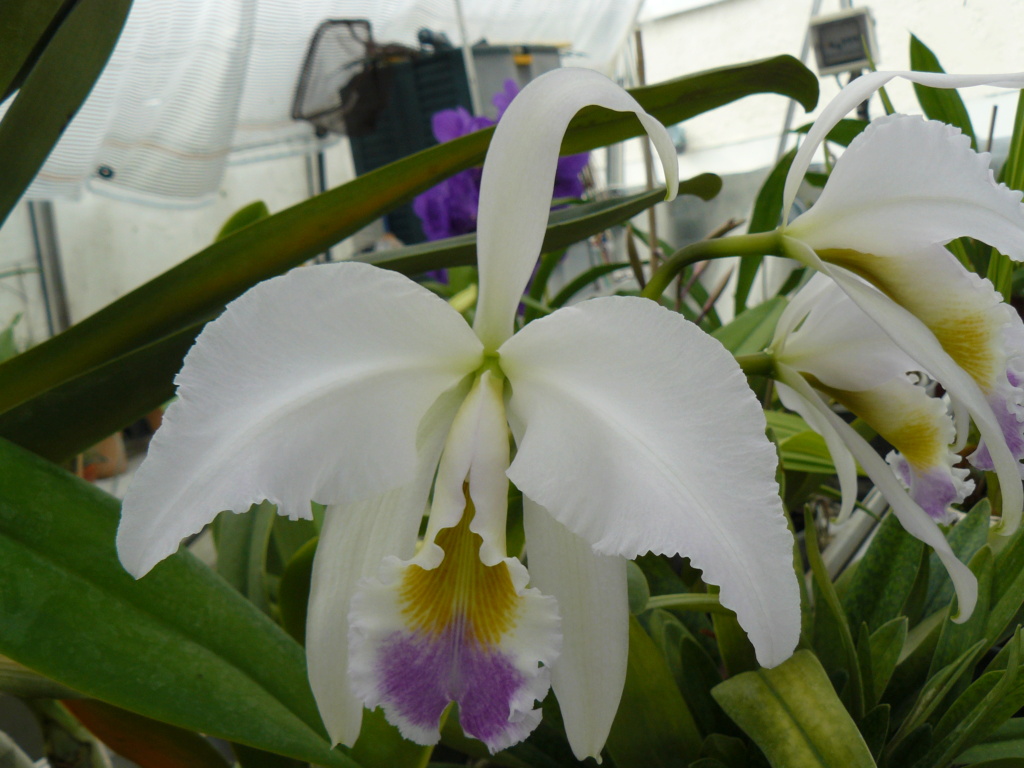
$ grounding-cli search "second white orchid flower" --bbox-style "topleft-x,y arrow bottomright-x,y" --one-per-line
778,70 -> 1024,538
116,68 -> 799,759
771,274 -> 977,618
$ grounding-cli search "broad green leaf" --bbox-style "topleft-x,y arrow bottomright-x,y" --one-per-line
278,537 -> 317,645
0,322 -> 199,462
711,296 -> 785,355
989,515 -> 1024,644
928,546 -> 993,685
806,514 -> 864,718
217,201 -> 271,241
63,699 -> 230,768
909,34 -> 977,149
957,718 -> 1024,762
0,0 -> 68,99
794,118 -> 869,147
866,617 -> 907,705
709,583 -> 758,677
841,512 -> 924,634
860,704 -> 889,761
764,410 -> 812,440
924,499 -> 991,616
0,177 -> 718,462
0,654 -> 80,698
0,437 -> 351,766
0,56 -> 815,417
605,616 -> 703,767
919,631 -> 1024,768
233,744 -> 307,768
886,638 -> 988,760
734,151 -> 795,314
711,650 -> 877,768
0,0 -> 132,227
778,430 -> 846,474
213,502 -> 277,615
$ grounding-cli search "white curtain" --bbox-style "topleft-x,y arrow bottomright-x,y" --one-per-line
5,0 -> 643,204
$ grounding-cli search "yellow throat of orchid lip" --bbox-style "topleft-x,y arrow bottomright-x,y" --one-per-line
399,485 -> 519,646
818,248 -> 1000,387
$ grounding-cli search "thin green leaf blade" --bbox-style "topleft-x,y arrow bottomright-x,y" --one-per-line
711,650 -> 877,768
0,0 -> 133,227
909,34 -> 977,149
0,437 -> 351,766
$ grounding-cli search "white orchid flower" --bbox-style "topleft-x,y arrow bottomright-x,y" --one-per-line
771,274 -> 977,618
116,68 -> 799,759
777,70 -> 1024,536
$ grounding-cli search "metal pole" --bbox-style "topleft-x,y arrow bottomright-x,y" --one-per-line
452,0 -> 483,114
27,201 -> 71,335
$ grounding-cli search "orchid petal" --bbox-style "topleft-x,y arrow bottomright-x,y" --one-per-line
117,263 -> 483,577
473,68 -> 679,350
788,115 -> 1024,257
523,499 -> 628,762
784,71 -> 1024,219
305,381 -> 468,746
348,372 -> 560,751
777,364 -> 978,620
784,237 -> 1023,531
773,273 -> 918,391
500,296 -> 799,667
833,376 -> 973,523
776,381 -> 859,522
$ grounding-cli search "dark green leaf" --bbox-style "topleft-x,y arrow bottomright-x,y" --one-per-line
0,322 -> 200,462
866,617 -> 907,705
734,151 -> 795,314
841,512 -> 924,634
711,296 -> 785,355
998,91 -> 1024,188
860,704 -> 889,760
711,650 -> 877,768
793,118 -> 869,147
278,537 -> 317,645
924,499 -> 991,616
0,0 -> 69,99
0,437 -> 350,766
0,0 -> 132,227
217,201 -> 271,241
927,546 -> 993,686
213,502 -> 277,614
909,34 -> 977,149
957,718 -> 1024,762
605,616 -> 703,767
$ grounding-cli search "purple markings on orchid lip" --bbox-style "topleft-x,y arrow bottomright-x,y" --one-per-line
890,454 -> 967,523
376,625 -> 526,745
970,390 -> 1024,474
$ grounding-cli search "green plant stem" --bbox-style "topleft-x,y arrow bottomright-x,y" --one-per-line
641,231 -> 783,301
644,593 -> 731,614
735,351 -> 774,377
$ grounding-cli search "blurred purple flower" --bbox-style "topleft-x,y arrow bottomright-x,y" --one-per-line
413,79 -> 589,243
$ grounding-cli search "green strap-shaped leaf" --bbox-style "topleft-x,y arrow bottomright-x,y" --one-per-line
909,34 -> 977,149
711,296 -> 785,355
0,0 -> 133,227
957,718 -> 1024,763
605,616 -> 703,767
924,499 -> 991,616
0,56 -> 814,417
0,437 -> 354,767
711,650 -> 877,768
734,150 -> 795,315
0,0 -> 70,100
213,502 -> 277,615
841,512 -> 925,634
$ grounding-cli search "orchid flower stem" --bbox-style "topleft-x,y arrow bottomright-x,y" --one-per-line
735,351 -> 775,377
641,231 -> 783,302
645,593 -> 732,615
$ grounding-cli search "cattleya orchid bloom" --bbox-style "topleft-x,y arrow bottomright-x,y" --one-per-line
770,274 -> 977,618
116,68 -> 799,758
777,70 -> 1024,538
